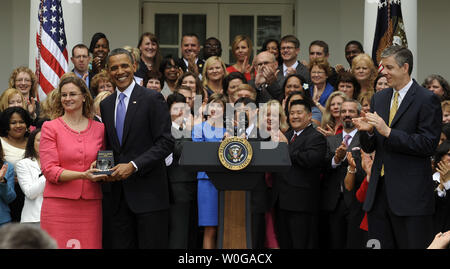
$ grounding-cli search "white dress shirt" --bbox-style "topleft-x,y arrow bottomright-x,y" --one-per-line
114,81 -> 139,171
283,61 -> 299,77
433,172 -> 450,198
390,79 -> 413,109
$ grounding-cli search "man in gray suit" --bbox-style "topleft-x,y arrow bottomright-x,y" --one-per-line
321,99 -> 367,248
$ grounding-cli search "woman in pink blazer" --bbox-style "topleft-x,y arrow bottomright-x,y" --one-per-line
40,76 -> 107,249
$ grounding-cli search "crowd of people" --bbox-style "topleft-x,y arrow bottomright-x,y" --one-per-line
0,30 -> 449,250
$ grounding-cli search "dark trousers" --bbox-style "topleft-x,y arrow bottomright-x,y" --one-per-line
324,194 -> 368,249
168,182 -> 197,249
274,203 -> 318,249
9,183 -> 24,222
111,189 -> 169,249
251,212 -> 266,249
326,194 -> 350,249
367,176 -> 434,249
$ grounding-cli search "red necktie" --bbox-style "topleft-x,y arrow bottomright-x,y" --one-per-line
290,133 -> 298,143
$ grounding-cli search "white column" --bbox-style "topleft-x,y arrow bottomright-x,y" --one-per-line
402,0 -> 417,80
364,0 -> 417,79
29,0 -> 83,72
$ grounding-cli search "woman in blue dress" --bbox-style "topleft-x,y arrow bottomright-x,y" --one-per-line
192,93 -> 227,249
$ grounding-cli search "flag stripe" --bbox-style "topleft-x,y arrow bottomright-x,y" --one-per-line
39,29 -> 68,72
39,54 -> 60,89
36,0 -> 68,99
39,72 -> 55,95
39,37 -> 66,77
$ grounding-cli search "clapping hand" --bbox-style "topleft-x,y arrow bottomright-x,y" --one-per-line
365,112 -> 391,137
0,163 -> 9,183
270,129 -> 288,143
346,151 -> 356,169
27,97 -> 37,118
187,54 -> 199,76
334,141 -> 348,163
335,64 -> 346,74
437,160 -> 450,184
317,124 -> 334,137
352,116 -> 374,133
361,149 -> 374,182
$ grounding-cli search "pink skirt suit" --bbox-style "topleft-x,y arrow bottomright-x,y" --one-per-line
40,118 -> 104,249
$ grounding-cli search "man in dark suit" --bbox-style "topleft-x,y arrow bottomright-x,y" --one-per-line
276,35 -> 310,91
101,48 -> 174,249
353,45 -> 442,249
176,33 -> 205,77
229,97 -> 269,248
165,92 -> 198,249
249,51 -> 282,102
321,99 -> 367,249
70,44 -> 94,95
273,99 -> 327,249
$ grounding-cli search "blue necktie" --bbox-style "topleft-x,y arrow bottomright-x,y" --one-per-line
116,93 -> 126,145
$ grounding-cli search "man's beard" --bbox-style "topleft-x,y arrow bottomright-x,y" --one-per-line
343,117 -> 354,129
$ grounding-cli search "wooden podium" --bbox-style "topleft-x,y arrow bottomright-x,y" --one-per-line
179,141 -> 290,249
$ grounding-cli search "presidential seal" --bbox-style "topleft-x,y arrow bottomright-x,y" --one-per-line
218,137 -> 253,171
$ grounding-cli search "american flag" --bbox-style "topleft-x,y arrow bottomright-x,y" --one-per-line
36,0 -> 68,100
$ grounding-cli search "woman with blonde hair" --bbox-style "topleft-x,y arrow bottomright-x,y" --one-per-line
202,56 -> 228,98
93,91 -> 112,122
351,53 -> 377,97
90,70 -> 115,97
317,91 -> 348,137
260,99 -> 289,137
0,88 -> 27,112
226,35 -> 254,81
358,91 -> 374,115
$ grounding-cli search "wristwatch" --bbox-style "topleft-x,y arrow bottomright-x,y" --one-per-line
347,166 -> 357,174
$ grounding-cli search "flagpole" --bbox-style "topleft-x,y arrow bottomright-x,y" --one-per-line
36,0 -> 44,102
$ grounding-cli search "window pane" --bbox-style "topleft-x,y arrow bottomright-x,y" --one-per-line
229,16 -> 254,63
155,14 -> 179,45
229,16 -> 254,46
182,15 -> 206,45
160,48 -> 179,59
257,16 -> 281,47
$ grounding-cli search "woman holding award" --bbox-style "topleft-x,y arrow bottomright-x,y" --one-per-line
39,76 -> 107,249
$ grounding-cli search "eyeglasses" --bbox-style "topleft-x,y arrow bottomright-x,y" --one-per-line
15,78 -> 31,83
281,46 -> 295,51
165,64 -> 178,70
61,93 -> 83,99
256,61 -> 273,67
205,44 -> 220,49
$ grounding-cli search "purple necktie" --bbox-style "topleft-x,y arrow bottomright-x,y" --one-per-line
116,93 -> 126,145
344,134 -> 351,147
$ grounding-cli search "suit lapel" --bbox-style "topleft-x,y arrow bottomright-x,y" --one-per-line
390,82 -> 417,127
104,92 -> 121,152
121,84 -> 141,147
348,131 -> 360,149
